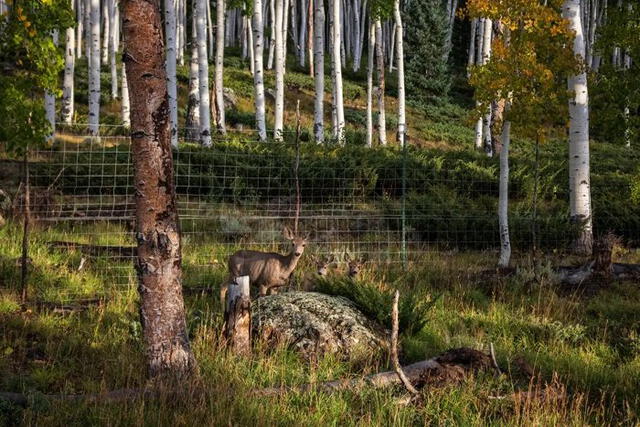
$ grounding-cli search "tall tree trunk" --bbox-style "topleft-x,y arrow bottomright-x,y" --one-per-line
206,0 -> 214,57
76,0 -> 83,59
88,0 -> 101,136
332,0 -> 345,143
274,0 -> 285,141
196,0 -> 212,146
215,0 -> 227,134
366,21 -> 374,147
394,0 -> 406,147
185,9 -> 200,141
121,66 -> 131,126
165,0 -> 179,147
62,12 -> 76,125
467,18 -> 477,77
109,0 -> 118,100
498,117 -> 511,268
307,0 -> 314,76
313,0 -> 325,143
122,0 -> 197,378
564,0 -> 593,254
253,0 -> 267,141
84,0 -> 92,63
268,0 -> 276,69
375,19 -> 386,146
299,0 -> 308,67
101,0 -> 109,65
474,18 -> 485,149
481,18 -> 493,156
443,0 -> 459,62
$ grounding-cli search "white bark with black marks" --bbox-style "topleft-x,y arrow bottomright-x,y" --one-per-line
88,0 -> 101,136
196,0 -> 212,146
215,0 -> 227,134
253,0 -> 267,141
313,0 -> 325,143
165,0 -> 179,147
62,3 -> 76,125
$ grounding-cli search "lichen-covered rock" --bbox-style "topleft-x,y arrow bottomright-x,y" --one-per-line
252,292 -> 388,360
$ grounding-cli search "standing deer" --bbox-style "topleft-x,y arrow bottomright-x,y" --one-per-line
221,227 -> 310,307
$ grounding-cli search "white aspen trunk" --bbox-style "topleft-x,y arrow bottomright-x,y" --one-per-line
313,0 -> 325,143
253,0 -> 268,141
121,66 -> 130,127
177,0 -> 185,66
88,0 -> 101,136
481,18 -> 493,156
339,0 -> 346,65
356,0 -> 367,72
388,23 -> 396,72
474,18 -> 485,149
467,18 -> 477,77
563,0 -> 593,254
215,0 -> 227,134
366,21 -> 374,148
62,0 -> 76,125
329,0 -> 337,133
45,31 -> 59,140
332,0 -> 345,143
283,0 -> 290,61
498,117 -> 511,268
586,0 -> 598,68
165,0 -> 179,147
624,44 -> 631,147
84,0 -> 92,63
206,0 -> 214,57
274,0 -> 285,141
291,0 -> 300,63
197,0 -> 212,146
268,0 -> 276,70
76,0 -> 83,58
299,0 -> 308,67
248,15 -> 255,75
307,0 -> 314,76
242,13 -> 249,59
109,0 -> 117,100
101,0 -> 109,65
443,0 -> 459,62
375,19 -> 386,146
351,0 -> 361,72
394,0 -> 406,147
185,33 -> 201,140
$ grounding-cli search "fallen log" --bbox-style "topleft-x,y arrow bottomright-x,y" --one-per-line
253,358 -> 443,396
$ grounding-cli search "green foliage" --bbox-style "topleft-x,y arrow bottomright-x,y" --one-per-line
314,277 -> 437,336
403,0 -> 451,104
0,0 -> 74,153
591,3 -> 640,146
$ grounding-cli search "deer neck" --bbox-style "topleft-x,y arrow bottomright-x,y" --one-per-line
283,252 -> 301,276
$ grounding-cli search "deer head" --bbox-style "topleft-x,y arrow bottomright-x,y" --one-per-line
283,226 -> 310,259
312,255 -> 335,277
345,253 -> 366,278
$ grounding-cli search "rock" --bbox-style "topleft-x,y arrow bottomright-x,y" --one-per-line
223,87 -> 238,110
252,292 -> 388,360
265,88 -> 276,102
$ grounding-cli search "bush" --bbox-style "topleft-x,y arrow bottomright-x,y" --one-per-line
314,277 -> 437,336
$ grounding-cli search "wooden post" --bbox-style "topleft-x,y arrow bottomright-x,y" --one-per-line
224,275 -> 252,355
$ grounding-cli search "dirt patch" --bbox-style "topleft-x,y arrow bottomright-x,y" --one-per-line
415,348 -> 493,388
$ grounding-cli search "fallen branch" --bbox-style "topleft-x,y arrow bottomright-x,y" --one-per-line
391,290 -> 419,395
48,241 -> 135,258
253,358 -> 442,396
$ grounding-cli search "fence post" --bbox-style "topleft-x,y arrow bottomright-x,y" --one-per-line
224,275 -> 252,356
401,133 -> 408,271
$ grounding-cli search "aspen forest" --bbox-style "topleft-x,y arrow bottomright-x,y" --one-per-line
1,0 -> 640,425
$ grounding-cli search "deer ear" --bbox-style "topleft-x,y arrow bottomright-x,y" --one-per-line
283,226 -> 294,240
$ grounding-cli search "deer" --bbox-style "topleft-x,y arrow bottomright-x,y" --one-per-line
345,253 -> 366,279
301,254 -> 335,291
220,226 -> 310,307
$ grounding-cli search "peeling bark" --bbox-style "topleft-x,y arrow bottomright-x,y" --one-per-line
122,0 -> 197,378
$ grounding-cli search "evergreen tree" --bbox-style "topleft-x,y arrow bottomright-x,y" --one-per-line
403,0 -> 450,104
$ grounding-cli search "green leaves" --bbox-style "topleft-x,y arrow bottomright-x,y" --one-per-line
0,0 -> 73,153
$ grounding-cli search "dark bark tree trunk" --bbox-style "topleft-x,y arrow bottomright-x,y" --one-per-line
122,0 -> 197,378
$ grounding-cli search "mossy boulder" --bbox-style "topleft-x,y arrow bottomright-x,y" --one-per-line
251,292 -> 388,360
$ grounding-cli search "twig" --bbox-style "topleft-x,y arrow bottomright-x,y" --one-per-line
489,342 -> 502,376
391,290 -> 419,395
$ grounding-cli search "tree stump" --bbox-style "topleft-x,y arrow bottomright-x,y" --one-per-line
224,276 -> 252,356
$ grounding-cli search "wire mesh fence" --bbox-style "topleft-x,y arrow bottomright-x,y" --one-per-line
2,123 -> 634,301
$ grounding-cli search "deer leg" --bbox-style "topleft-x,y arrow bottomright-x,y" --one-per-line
220,279 -> 229,312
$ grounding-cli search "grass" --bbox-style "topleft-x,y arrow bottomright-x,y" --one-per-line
1,50 -> 640,425
1,220 -> 639,425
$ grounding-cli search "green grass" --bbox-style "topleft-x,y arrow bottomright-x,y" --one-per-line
1,220 -> 639,425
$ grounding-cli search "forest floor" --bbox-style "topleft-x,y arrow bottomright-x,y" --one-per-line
1,53 -> 640,425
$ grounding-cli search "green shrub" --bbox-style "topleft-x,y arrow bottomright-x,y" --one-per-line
314,277 -> 438,336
